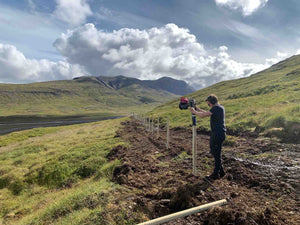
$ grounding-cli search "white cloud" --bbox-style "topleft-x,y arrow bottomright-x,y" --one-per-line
296,49 -> 300,55
0,43 -> 87,83
54,0 -> 92,26
265,52 -> 289,65
1,23 -> 290,88
215,0 -> 268,16
54,23 -> 286,89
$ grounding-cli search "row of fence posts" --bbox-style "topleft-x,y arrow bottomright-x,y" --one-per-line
132,113 -> 170,149
131,113 -> 197,175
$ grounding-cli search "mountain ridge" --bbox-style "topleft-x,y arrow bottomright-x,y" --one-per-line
72,75 -> 195,95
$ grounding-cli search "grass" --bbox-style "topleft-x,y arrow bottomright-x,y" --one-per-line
173,151 -> 191,163
0,117 -> 145,225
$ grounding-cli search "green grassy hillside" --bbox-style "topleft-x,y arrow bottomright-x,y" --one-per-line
0,118 -> 145,225
149,55 -> 300,142
0,77 -> 178,117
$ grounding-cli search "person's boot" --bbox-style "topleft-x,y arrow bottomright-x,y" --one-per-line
219,170 -> 226,178
205,173 -> 219,181
219,166 -> 225,178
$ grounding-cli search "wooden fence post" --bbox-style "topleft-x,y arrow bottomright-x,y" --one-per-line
166,117 -> 169,149
157,116 -> 160,138
151,115 -> 154,133
192,125 -> 197,175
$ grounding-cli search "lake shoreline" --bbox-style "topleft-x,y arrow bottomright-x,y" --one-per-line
0,115 -> 124,135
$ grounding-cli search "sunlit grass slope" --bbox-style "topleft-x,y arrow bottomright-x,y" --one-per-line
0,118 -> 144,225
0,77 -> 177,117
150,55 -> 300,141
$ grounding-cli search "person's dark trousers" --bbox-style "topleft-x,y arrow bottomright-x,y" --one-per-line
210,133 -> 225,176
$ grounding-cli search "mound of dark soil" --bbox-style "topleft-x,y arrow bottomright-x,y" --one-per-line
109,119 -> 299,224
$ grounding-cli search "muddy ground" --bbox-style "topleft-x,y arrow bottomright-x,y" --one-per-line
108,119 -> 299,224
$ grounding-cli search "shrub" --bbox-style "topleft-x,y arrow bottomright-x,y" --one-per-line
0,176 -> 10,189
290,105 -> 300,113
266,116 -> 286,128
37,162 -> 73,188
74,164 -> 97,178
9,179 -> 26,195
74,158 -> 106,178
139,96 -> 155,103
96,159 -> 120,180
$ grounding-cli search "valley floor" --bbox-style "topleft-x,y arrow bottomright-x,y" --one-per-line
109,118 -> 299,224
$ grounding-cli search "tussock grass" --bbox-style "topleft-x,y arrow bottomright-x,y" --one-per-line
0,118 -> 132,225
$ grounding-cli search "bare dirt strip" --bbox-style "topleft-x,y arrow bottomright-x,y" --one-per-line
108,119 -> 299,224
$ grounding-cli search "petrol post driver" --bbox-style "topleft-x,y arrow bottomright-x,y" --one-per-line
179,97 -> 197,175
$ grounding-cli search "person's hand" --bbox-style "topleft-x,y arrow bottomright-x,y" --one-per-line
190,107 -> 196,114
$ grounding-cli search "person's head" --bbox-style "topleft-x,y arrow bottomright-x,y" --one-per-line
205,94 -> 218,107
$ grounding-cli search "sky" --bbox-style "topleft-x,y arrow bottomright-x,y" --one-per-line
0,0 -> 300,89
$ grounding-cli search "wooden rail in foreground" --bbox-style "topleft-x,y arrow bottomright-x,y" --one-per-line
137,199 -> 227,225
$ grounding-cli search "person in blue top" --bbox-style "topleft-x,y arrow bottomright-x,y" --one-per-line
190,94 -> 226,180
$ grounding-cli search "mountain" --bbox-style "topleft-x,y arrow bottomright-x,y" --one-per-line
149,55 -> 300,143
79,75 -> 195,95
0,76 -> 192,118
144,77 -> 195,95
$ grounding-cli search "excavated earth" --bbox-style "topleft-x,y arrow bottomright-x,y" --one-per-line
108,119 -> 299,224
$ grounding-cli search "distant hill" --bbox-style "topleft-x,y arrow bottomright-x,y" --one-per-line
0,75 -> 193,117
150,55 -> 300,143
76,75 -> 195,95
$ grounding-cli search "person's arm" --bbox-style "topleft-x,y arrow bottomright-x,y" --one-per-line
190,107 -> 212,118
195,105 -> 207,113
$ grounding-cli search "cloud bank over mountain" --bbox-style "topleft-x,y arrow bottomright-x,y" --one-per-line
53,23 -> 285,89
0,44 -> 86,83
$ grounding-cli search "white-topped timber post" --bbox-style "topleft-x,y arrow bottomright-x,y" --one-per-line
166,117 -> 170,149
137,199 -> 227,225
146,117 -> 148,130
192,113 -> 197,175
157,116 -> 160,138
151,115 -> 154,133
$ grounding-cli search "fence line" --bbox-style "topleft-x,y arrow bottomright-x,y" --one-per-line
166,117 -> 170,149
132,113 -> 197,174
